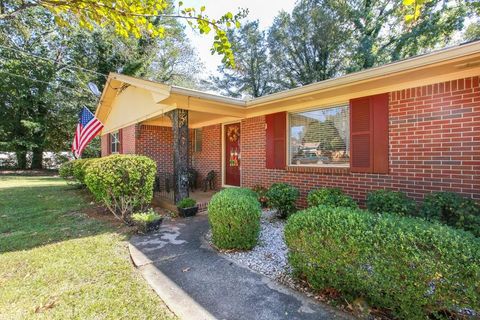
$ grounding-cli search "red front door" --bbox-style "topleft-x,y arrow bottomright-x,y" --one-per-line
225,123 -> 241,186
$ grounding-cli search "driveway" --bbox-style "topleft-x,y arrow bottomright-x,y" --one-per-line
129,215 -> 354,320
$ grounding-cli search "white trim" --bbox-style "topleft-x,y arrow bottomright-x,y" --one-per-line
221,121 -> 242,188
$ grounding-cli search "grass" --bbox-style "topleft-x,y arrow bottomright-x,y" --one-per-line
0,175 -> 175,320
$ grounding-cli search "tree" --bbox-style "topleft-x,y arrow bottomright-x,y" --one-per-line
328,0 -> 468,72
267,0 -> 351,89
0,7 -> 202,168
211,21 -> 273,98
0,0 -> 246,67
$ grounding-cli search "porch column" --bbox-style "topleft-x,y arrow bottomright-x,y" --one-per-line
167,109 -> 189,204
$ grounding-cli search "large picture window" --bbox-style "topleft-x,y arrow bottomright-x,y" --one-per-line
289,105 -> 350,167
110,131 -> 120,153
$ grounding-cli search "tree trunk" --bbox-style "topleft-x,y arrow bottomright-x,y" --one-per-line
31,147 -> 43,169
167,109 -> 189,204
16,150 -> 27,169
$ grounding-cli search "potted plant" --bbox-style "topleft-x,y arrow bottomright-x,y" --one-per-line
131,209 -> 163,233
176,197 -> 198,217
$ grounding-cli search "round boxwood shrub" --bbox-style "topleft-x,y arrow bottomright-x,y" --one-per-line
366,189 -> 417,216
72,158 -> 97,185
208,188 -> 261,250
284,205 -> 480,319
59,160 -> 75,180
421,191 -> 480,237
265,183 -> 299,218
85,154 -> 157,222
307,187 -> 358,209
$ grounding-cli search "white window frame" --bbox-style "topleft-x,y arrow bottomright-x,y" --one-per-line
288,105 -> 350,168
110,131 -> 120,154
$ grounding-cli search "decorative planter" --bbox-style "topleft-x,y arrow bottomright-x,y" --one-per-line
146,218 -> 163,232
137,218 -> 163,234
178,206 -> 198,217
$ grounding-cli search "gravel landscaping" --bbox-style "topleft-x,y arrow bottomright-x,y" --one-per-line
208,209 -> 295,286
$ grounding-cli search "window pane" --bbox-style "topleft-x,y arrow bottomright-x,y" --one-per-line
111,132 -> 119,153
289,106 -> 350,167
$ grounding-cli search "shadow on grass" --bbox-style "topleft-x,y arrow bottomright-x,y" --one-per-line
0,175 -> 129,253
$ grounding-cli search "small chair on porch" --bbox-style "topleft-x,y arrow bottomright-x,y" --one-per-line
187,168 -> 198,192
202,170 -> 216,192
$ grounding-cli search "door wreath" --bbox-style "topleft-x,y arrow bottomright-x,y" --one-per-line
227,125 -> 240,142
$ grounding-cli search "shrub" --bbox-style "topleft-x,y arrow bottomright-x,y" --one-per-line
208,188 -> 261,250
265,183 -> 299,218
59,160 -> 75,180
132,209 -> 162,224
251,185 -> 268,207
177,197 -> 196,209
307,187 -> 358,209
85,154 -> 157,222
72,158 -> 97,185
366,189 -> 417,216
421,192 -> 480,237
285,205 -> 480,319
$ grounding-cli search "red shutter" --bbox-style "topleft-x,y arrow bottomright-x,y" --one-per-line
118,129 -> 123,154
266,112 -> 286,169
107,134 -> 111,155
350,97 -> 373,173
372,94 -> 389,173
350,93 -> 389,173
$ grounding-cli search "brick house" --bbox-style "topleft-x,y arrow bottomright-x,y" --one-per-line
95,41 -> 480,207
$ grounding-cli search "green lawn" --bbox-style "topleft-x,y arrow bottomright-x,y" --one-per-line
0,175 -> 175,320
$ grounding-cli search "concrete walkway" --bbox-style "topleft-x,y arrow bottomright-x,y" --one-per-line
129,215 -> 354,320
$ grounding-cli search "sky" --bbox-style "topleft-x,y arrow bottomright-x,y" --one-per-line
180,0 -> 296,77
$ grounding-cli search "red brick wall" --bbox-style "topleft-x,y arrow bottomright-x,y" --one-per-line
191,124 -> 222,187
99,76 -> 479,206
136,125 -> 173,174
121,125 -> 137,154
241,76 -> 480,206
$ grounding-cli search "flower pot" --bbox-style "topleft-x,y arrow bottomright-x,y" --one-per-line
178,206 -> 198,217
137,218 -> 163,234
146,218 -> 163,232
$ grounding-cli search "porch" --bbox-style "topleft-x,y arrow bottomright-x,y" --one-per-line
153,189 -> 218,213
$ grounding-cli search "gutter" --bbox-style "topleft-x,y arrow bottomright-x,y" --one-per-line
246,40 -> 480,107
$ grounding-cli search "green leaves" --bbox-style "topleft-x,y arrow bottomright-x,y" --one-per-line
366,189 -> 417,216
84,155 -> 157,222
208,188 -> 261,250
421,192 -> 480,237
307,188 -> 358,209
285,205 -> 480,318
265,183 -> 299,218
1,0 -> 246,68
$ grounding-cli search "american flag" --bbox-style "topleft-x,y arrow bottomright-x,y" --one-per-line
72,106 -> 104,158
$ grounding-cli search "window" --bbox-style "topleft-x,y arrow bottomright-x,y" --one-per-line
110,131 -> 120,153
194,128 -> 202,152
289,105 -> 350,167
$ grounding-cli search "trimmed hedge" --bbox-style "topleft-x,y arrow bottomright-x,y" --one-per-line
307,187 -> 358,209
285,206 -> 480,319
265,183 -> 299,218
85,154 -> 157,222
59,160 -> 75,180
366,189 -> 417,216
72,158 -> 97,185
421,191 -> 480,237
208,188 -> 261,250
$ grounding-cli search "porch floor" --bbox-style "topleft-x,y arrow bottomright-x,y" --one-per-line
153,189 -> 218,213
